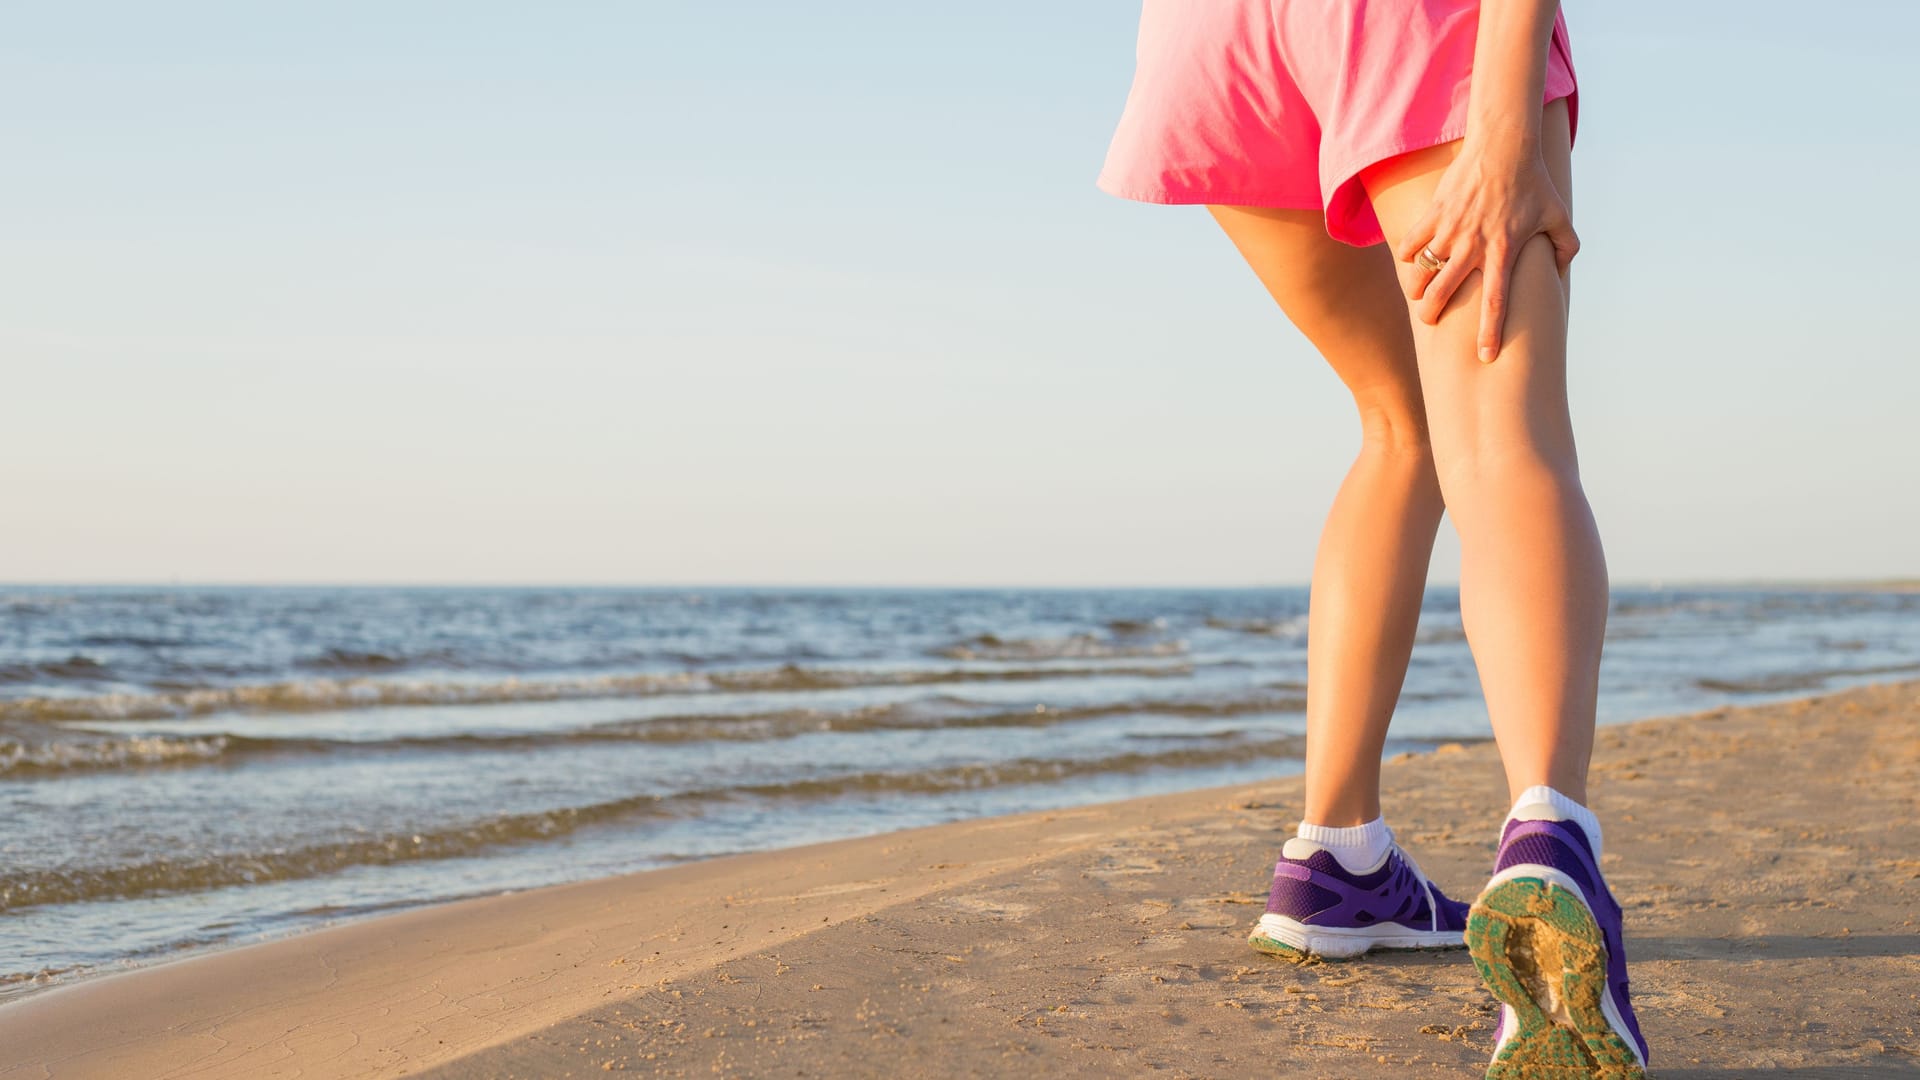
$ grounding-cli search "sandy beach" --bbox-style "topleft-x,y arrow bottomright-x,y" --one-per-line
3,679 -> 1915,1078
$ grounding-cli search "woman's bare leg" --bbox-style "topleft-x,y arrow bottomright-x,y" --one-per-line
1359,99 -> 1607,803
1207,206 -> 1445,826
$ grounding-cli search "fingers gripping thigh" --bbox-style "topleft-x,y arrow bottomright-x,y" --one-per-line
1356,104 -> 1578,471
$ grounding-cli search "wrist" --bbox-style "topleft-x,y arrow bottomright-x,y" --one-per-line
1465,111 -> 1541,160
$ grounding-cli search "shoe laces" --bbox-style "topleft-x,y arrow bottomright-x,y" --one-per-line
1390,835 -> 1443,932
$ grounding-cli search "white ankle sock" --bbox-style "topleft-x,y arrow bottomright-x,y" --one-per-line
1286,816 -> 1395,874
1505,784 -> 1603,860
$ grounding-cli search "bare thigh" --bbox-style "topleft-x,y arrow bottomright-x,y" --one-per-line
1357,99 -> 1578,479
1205,206 -> 1428,447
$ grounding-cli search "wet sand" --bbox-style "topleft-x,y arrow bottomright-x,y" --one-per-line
1,680 -> 1915,1078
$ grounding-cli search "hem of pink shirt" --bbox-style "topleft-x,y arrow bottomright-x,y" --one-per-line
1094,174 -> 1324,211
1094,84 -> 1576,248
1319,86 -> 1578,248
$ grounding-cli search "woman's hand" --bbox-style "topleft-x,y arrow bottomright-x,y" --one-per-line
1391,140 -> 1578,362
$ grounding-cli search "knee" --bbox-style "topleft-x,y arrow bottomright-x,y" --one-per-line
1351,399 -> 1443,508
1353,396 -> 1434,462
1432,439 -> 1581,507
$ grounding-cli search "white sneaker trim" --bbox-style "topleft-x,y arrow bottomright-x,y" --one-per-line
1249,912 -> 1463,959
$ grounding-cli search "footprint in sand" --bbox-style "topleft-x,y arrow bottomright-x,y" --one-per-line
1085,853 -> 1167,880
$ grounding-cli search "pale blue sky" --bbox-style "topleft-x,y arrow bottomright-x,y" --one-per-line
3,1 -> 1915,586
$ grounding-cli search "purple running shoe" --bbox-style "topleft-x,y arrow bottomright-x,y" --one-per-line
1468,817 -> 1649,1079
1249,838 -> 1469,960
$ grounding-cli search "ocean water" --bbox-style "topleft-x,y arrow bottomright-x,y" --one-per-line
2,584 -> 1916,998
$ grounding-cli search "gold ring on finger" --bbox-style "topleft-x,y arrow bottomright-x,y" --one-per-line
1414,245 -> 1447,273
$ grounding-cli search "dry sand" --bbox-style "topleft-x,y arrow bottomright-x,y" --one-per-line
2,680 -> 1916,1078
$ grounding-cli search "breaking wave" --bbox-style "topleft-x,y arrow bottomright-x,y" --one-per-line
930,633 -> 1187,661
0,689 -> 1305,776
1694,660 -> 1920,695
0,659 -> 1197,725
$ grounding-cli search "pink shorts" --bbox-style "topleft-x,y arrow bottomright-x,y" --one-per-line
1096,0 -> 1579,247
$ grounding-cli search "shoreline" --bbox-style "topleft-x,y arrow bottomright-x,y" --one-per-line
2,679 -> 1915,1077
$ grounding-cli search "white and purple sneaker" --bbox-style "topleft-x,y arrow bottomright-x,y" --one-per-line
1249,838 -> 1470,960
1468,817 -> 1650,1078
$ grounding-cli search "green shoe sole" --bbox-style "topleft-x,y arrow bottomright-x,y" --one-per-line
1466,877 -> 1646,1080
